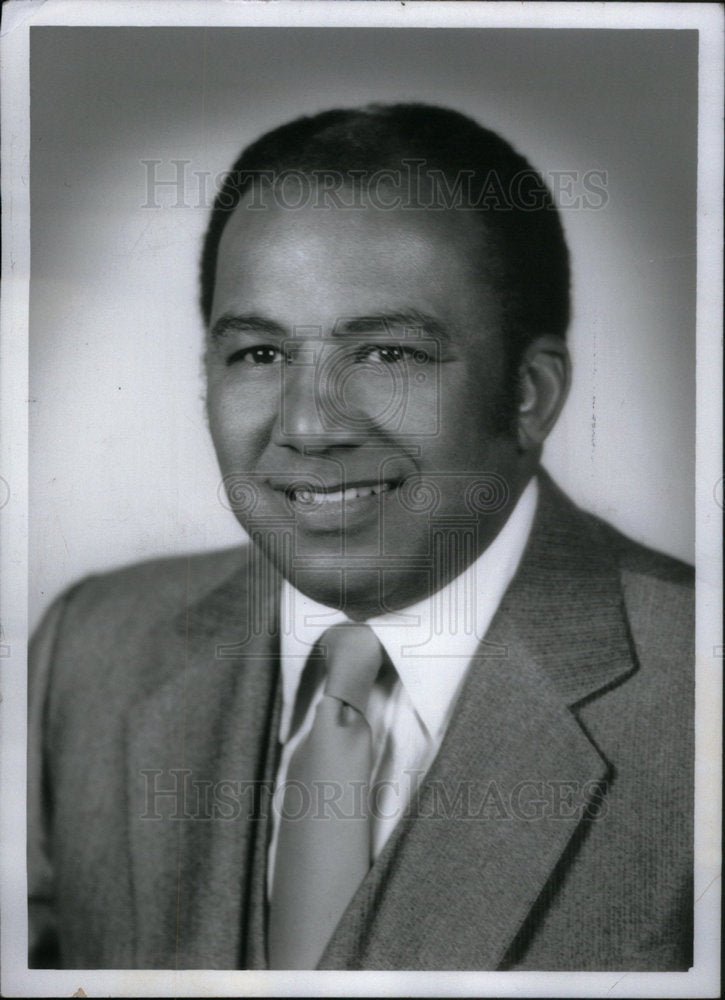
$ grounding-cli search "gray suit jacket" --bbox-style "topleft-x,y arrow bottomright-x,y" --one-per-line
28,473 -> 694,970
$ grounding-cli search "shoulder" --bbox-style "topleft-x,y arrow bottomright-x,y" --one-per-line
606,526 -> 694,669
31,547 -> 255,739
42,546 -> 249,631
598,519 -> 693,587
583,513 -> 693,676
604,521 -> 694,670
31,546 -> 251,692
584,508 -> 694,622
537,470 -> 693,585
535,470 -> 694,653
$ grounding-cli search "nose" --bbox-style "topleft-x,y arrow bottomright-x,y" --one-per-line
271,347 -> 371,452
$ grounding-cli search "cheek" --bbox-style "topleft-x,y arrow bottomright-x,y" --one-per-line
457,356 -> 514,435
430,367 -> 486,437
206,379 -> 273,469
422,369 -> 512,467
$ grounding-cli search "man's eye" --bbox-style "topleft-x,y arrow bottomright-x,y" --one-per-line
226,345 -> 282,367
357,345 -> 426,364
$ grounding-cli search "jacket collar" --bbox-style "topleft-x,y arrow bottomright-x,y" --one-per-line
495,469 -> 636,707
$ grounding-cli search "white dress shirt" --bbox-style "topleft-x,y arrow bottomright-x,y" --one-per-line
267,477 -> 538,895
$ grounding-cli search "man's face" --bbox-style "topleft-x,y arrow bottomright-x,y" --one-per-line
206,188 -> 524,617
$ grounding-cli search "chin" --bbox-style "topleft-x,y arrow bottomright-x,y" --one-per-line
292,565 -> 426,620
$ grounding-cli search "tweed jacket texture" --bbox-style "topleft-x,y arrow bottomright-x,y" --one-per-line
27,472 -> 694,970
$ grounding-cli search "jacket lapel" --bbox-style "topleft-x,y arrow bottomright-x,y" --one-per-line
126,547 -> 282,969
320,471 -> 637,969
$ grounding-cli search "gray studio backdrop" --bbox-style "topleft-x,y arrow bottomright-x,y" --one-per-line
29,27 -> 697,630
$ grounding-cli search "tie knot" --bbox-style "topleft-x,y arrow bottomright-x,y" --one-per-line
319,623 -> 383,715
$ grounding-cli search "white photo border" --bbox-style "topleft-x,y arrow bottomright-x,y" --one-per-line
1,2 -> 721,997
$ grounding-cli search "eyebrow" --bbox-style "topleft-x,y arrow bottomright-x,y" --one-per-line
335,311 -> 450,341
210,313 -> 288,342
210,309 -> 450,342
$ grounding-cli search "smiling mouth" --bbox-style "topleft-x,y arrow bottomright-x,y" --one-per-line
281,480 -> 397,505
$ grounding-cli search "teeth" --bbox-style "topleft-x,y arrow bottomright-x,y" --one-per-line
291,481 -> 394,504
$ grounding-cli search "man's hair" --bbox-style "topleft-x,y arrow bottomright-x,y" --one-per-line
200,103 -> 570,378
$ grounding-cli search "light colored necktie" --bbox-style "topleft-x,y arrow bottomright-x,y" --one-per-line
268,623 -> 384,970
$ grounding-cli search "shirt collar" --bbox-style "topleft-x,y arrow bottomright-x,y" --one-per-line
279,476 -> 538,742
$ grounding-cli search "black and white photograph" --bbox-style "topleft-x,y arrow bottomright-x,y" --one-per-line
1,1 -> 721,996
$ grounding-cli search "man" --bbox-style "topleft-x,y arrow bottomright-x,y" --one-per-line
28,104 -> 693,971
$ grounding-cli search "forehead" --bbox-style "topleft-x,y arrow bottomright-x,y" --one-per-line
211,187 -> 501,331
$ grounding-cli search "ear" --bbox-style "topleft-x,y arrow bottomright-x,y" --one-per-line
516,336 -> 571,451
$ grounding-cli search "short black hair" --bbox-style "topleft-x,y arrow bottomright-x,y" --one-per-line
200,103 -> 570,373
